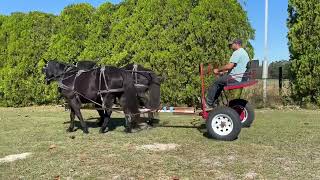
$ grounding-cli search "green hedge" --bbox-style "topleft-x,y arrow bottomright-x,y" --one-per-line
0,0 -> 254,107
288,0 -> 320,106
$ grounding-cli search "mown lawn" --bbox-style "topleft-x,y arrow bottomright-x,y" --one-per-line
0,107 -> 319,179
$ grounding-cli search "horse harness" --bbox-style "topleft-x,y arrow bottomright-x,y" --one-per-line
129,64 -> 150,89
57,65 -> 156,115
58,67 -> 124,109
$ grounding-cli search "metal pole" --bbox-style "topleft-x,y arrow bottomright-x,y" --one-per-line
263,0 -> 269,105
279,66 -> 283,95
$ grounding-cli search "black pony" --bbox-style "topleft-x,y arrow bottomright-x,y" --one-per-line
72,61 -> 161,126
62,61 -> 113,128
75,61 -> 97,70
73,62 -> 161,111
122,64 -> 161,110
121,64 -> 161,125
43,60 -> 140,133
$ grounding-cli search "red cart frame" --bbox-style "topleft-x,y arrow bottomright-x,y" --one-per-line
199,63 -> 258,120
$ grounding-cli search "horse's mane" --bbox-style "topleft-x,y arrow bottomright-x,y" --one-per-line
47,60 -> 71,66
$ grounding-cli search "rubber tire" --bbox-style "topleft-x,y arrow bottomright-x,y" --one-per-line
206,107 -> 242,141
229,99 -> 255,128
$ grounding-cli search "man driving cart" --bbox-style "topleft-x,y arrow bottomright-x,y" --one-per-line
206,39 -> 250,108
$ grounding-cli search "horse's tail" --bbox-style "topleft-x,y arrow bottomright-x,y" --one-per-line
121,70 -> 139,114
147,72 -> 161,110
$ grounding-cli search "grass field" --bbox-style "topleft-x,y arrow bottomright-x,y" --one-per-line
0,107 -> 319,179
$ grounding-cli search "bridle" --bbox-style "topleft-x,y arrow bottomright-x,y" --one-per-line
44,64 -> 78,82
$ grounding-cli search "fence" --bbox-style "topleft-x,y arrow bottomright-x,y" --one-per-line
240,77 -> 290,108
239,66 -> 290,108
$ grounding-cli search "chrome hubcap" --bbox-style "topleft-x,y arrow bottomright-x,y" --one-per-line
211,114 -> 234,136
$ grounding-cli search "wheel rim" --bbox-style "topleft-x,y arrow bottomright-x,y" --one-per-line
211,114 -> 234,136
232,105 -> 248,122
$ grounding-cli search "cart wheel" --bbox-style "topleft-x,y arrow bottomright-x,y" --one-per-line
229,99 -> 255,128
206,107 -> 241,141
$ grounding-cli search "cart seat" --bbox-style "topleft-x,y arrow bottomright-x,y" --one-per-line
224,60 -> 259,90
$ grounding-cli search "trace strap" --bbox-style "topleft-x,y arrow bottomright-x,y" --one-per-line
58,67 -> 124,110
131,64 -> 148,88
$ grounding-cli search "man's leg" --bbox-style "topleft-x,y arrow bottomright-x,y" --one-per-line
206,75 -> 230,106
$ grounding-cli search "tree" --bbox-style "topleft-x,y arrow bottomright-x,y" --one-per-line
268,60 -> 290,79
79,2 -> 118,61
0,0 -> 254,106
0,15 -> 7,68
0,12 -> 57,106
44,3 -> 95,63
105,0 -> 254,105
288,0 -> 320,106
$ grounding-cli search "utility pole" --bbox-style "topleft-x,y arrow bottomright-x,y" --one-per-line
263,0 -> 269,105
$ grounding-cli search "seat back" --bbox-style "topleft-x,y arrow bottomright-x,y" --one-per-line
241,60 -> 259,82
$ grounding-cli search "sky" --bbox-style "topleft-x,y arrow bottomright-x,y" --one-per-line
0,0 -> 289,62
244,0 -> 289,62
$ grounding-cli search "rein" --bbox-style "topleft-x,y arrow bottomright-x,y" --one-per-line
46,65 -> 79,82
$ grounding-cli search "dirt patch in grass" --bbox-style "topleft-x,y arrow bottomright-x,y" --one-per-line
0,153 -> 32,163
244,171 -> 258,179
136,143 -> 180,151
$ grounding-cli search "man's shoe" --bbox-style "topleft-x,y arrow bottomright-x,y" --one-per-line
204,102 -> 214,111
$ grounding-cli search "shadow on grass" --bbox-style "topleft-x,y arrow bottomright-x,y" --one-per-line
156,120 -> 207,134
63,117 -> 211,138
155,120 -> 214,139
63,117 -> 159,131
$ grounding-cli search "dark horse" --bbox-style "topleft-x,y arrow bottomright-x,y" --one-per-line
77,62 -> 162,126
43,60 -> 140,133
75,61 -> 97,70
122,64 -> 160,110
121,64 -> 161,125
74,62 -> 161,111
61,61 -> 162,127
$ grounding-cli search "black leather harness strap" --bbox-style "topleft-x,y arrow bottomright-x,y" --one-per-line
97,67 -> 125,108
130,64 -> 148,88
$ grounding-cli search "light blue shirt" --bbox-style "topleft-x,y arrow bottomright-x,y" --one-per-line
229,48 -> 250,81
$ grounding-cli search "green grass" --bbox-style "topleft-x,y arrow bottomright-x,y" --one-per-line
0,107 -> 319,179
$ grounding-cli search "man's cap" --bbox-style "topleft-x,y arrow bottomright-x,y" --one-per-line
228,39 -> 242,45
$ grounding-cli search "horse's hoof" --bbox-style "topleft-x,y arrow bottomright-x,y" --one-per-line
144,125 -> 153,130
138,123 -> 152,130
99,127 -> 109,133
83,129 -> 89,134
66,127 -> 76,132
131,128 -> 142,133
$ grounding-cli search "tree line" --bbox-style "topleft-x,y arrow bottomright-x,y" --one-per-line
0,0 -> 254,107
288,0 -> 320,106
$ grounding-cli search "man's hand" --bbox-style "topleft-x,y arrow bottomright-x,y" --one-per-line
213,68 -> 219,75
214,63 -> 235,75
